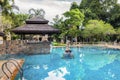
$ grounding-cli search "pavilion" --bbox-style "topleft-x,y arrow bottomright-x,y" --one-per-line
10,16 -> 60,54
12,16 -> 60,41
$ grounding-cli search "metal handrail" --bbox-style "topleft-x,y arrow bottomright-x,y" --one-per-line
5,62 -> 12,75
6,61 -> 23,80
1,59 -> 23,80
8,58 -> 23,73
2,62 -> 10,79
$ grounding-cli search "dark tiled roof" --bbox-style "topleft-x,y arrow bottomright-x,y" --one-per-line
0,32 -> 5,36
12,24 -> 60,34
12,17 -> 60,34
26,17 -> 49,24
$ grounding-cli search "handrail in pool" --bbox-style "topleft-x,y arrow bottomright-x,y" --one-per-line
1,59 -> 23,80
8,58 -> 23,75
2,62 -> 10,79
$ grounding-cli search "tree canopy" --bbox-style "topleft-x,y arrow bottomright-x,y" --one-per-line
79,0 -> 120,28
64,9 -> 84,27
0,0 -> 28,40
52,1 -> 120,42
0,0 -> 120,42
82,20 -> 115,41
70,2 -> 79,10
0,0 -> 19,16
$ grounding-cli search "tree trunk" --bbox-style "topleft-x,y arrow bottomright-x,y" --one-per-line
61,38 -> 64,44
75,37 -> 77,44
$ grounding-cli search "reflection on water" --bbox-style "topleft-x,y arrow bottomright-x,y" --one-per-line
33,65 -> 40,69
44,67 -> 69,80
50,44 -> 53,53
83,54 -> 117,70
43,65 -> 48,70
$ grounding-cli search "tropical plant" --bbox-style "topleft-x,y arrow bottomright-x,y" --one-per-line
116,28 -> 120,41
29,8 -> 45,18
52,15 -> 66,42
82,20 -> 115,42
109,4 -> 120,28
70,2 -> 79,10
0,16 -> 12,40
64,9 -> 84,27
63,8 -> 84,43
11,13 -> 29,28
79,0 -> 101,22
0,0 -> 19,15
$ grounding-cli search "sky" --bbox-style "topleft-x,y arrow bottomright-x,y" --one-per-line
15,0 -> 81,22
15,0 -> 120,22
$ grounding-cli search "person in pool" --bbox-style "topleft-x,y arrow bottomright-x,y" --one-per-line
63,49 -> 74,58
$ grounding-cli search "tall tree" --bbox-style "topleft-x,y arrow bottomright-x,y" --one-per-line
116,28 -> 120,41
52,15 -> 65,32
52,15 -> 65,39
11,13 -> 29,28
0,0 -> 18,16
109,3 -> 120,28
82,20 -> 115,41
64,9 -> 84,43
99,0 -> 117,22
79,0 -> 101,24
79,0 -> 119,28
70,2 -> 79,10
64,9 -> 84,27
0,16 -> 12,40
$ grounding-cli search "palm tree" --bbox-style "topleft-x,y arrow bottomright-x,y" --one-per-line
0,0 -> 19,15
29,8 -> 45,18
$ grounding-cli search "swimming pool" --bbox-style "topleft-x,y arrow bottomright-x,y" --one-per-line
13,46 -> 120,80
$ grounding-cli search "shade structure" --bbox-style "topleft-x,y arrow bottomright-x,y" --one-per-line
12,17 -> 60,34
0,32 -> 5,36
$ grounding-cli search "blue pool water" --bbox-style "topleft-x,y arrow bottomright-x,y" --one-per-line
13,46 -> 120,80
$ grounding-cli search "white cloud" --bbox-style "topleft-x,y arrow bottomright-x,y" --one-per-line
118,0 -> 120,3
15,0 -> 120,23
15,0 -> 74,22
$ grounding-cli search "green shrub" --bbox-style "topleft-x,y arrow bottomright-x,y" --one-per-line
52,42 -> 66,46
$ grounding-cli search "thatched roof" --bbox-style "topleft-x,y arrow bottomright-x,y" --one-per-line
0,32 -> 5,36
12,17 -> 60,34
26,17 -> 49,24
12,24 -> 59,34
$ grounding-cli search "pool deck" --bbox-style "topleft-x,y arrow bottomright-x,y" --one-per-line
96,44 -> 120,49
53,44 -> 120,50
0,59 -> 24,80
